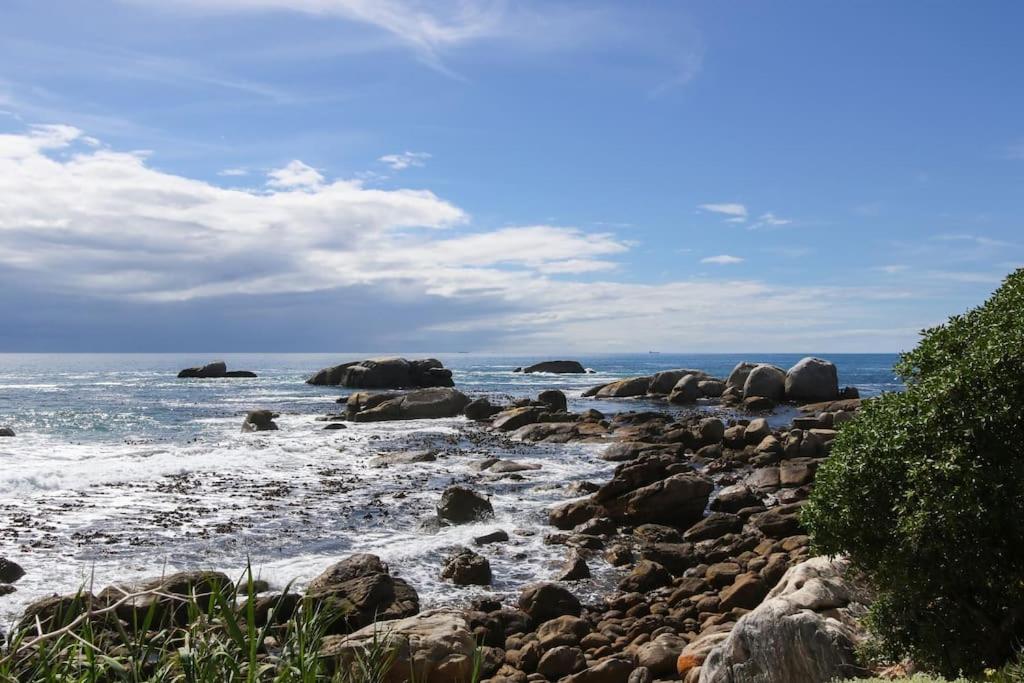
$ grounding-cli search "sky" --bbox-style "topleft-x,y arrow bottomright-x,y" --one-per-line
0,1 -> 1022,353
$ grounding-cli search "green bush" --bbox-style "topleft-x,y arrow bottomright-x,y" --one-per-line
804,269 -> 1024,677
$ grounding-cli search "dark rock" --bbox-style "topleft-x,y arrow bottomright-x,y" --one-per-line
639,543 -> 699,574
618,560 -> 672,592
305,554 -> 419,634
549,500 -> 601,530
537,645 -> 586,679
718,572 -> 769,611
242,410 -> 279,432
323,422 -> 347,430
465,397 -> 502,421
99,571 -> 233,627
0,558 -> 25,584
177,360 -> 227,378
743,395 -> 776,411
698,417 -> 726,444
518,582 -> 581,622
438,486 -> 494,524
710,484 -> 760,513
351,387 -> 469,422
650,369 -> 710,394
750,503 -> 805,538
555,551 -> 591,581
518,360 -> 586,374
18,592 -> 96,633
537,389 -> 568,412
491,407 -> 544,431
368,450 -> 436,467
633,524 -> 683,545
698,379 -> 726,397
440,547 -> 492,586
307,357 -> 453,389
683,512 -> 744,542
474,530 -> 509,545
0,427 -> 14,437
602,473 -> 714,527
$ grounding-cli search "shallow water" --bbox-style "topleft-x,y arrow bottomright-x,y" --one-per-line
0,353 -> 901,622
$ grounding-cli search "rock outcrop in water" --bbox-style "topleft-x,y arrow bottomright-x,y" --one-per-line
305,554 -> 420,634
515,360 -> 588,374
0,427 -> 13,437
345,387 -> 469,422
307,357 -> 454,389
242,409 -> 279,431
177,361 -> 257,378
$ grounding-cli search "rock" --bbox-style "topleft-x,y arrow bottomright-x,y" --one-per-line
699,556 -> 870,682
537,389 -> 568,412
726,362 -> 757,390
639,543 -> 699,574
0,584 -> 14,596
351,387 -> 469,422
709,484 -> 759,513
633,523 -> 683,545
684,512 -> 743,542
99,571 -> 233,626
492,407 -> 544,431
537,614 -> 590,648
618,560 -> 672,592
750,503 -> 804,538
465,397 -> 502,421
437,486 -> 493,524
306,554 -> 419,634
0,558 -> 25,584
698,379 -> 726,397
698,418 -> 726,444
562,657 -> 635,683
629,666 -> 653,683
242,410 -> 279,432
675,625 -> 733,679
320,608 -> 474,683
518,582 -> 581,622
440,547 -> 492,586
718,572 -> 769,611
743,418 -> 770,444
177,360 -> 227,378
784,357 -> 839,403
18,592 -> 96,633
596,377 -> 652,398
323,422 -> 347,430
668,374 -> 701,403
637,633 -> 688,677
307,357 -> 453,389
0,427 -> 14,437
555,551 -> 591,581
742,365 -> 785,401
474,530 -> 509,546
742,396 -> 776,411
369,450 -> 436,467
600,442 -> 668,462
549,500 -> 601,530
603,473 -> 714,528
518,360 -> 587,374
537,645 -> 586,679
650,369 -> 709,394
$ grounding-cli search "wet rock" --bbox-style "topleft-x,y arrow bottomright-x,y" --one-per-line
178,360 -> 226,378
465,397 -> 502,421
351,387 -> 469,422
537,645 -> 587,679
437,486 -> 494,524
323,422 -> 347,430
698,417 -> 726,444
99,571 -> 233,627
537,389 -> 568,412
518,582 -> 582,622
440,547 -> 492,586
742,395 -> 776,411
320,608 -> 474,683
555,551 -> 591,581
306,554 -> 419,634
518,360 -> 587,374
0,427 -> 13,437
474,530 -> 509,545
242,409 -> 279,432
0,584 -> 14,596
605,544 -> 634,566
487,459 -> 542,474
618,560 -> 672,592
784,356 -> 839,403
0,558 -> 25,584
601,441 -> 668,462
549,500 -> 601,530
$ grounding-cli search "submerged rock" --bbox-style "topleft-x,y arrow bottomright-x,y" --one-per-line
307,357 -> 453,389
517,360 -> 587,374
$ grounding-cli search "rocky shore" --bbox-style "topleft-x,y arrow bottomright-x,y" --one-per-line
1,356 -> 875,682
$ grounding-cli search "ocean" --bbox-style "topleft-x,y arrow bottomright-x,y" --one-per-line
0,353 -> 901,622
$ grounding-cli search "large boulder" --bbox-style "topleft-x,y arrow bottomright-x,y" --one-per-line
98,570 -> 233,627
350,388 -> 469,422
307,357 -> 453,389
242,410 -> 279,432
464,397 -> 502,421
603,473 -> 714,527
784,357 -> 839,403
491,406 -> 544,431
698,556 -> 869,682
437,486 -> 494,524
320,609 -> 475,683
742,365 -> 785,401
305,554 -> 419,634
537,389 -> 568,412
650,369 -> 710,395
518,360 -> 587,374
725,362 -> 757,390
519,582 -> 582,622
596,377 -> 652,398
668,375 -> 700,404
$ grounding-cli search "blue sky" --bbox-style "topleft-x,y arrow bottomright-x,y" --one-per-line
0,0 -> 1021,352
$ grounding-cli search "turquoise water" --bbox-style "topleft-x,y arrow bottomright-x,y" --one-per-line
0,353 -> 900,621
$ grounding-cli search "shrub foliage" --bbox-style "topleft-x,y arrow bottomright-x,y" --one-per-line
803,268 -> 1024,676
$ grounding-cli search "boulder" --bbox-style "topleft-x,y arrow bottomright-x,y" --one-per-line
538,646 -> 587,679
437,486 -> 494,524
698,418 -> 726,444
492,407 -> 544,431
369,450 -> 437,467
699,557 -> 869,682
351,388 -> 469,422
518,360 -> 587,374
307,357 -> 453,389
784,357 -> 839,403
603,473 -> 714,527
709,484 -> 759,513
464,397 -> 502,421
596,377 -> 652,398
725,362 -> 758,390
637,633 -> 688,677
242,410 -> 279,432
0,427 -> 14,437
98,571 -> 233,627
177,360 -> 227,378
683,512 -> 743,542
537,614 -> 591,649
698,380 -> 726,397
555,551 -> 591,581
440,547 -> 492,586
718,572 -> 768,611
518,582 -> 581,622
668,374 -> 701,404
618,560 -> 672,592
562,657 -> 635,683
320,609 -> 474,683
0,558 -> 25,584
306,554 -> 420,634
18,592 -> 96,633
743,418 -> 770,444
742,365 -> 785,401
537,389 -> 568,412
650,369 -> 709,395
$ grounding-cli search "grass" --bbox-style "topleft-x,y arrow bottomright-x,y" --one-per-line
0,564 -> 482,683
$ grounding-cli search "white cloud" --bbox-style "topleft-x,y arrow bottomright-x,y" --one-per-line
701,254 -> 744,265
218,167 -> 249,177
378,151 -> 431,170
875,264 -> 910,274
698,203 -> 747,220
750,211 -> 791,229
266,160 -> 325,189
